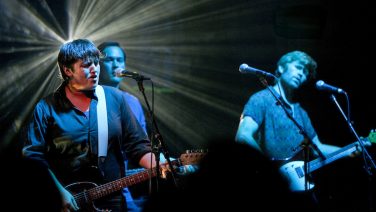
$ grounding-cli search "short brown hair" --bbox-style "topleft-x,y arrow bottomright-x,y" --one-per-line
57,39 -> 101,81
275,50 -> 317,80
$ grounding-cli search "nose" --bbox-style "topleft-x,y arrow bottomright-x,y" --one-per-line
113,60 -> 121,68
296,69 -> 304,77
88,63 -> 98,73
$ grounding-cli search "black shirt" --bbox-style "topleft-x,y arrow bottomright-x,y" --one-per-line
23,83 -> 151,185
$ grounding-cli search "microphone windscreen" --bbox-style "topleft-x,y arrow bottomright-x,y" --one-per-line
239,64 -> 248,73
316,80 -> 324,88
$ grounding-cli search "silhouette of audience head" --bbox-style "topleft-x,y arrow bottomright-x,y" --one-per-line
1,157 -> 62,211
144,138 -> 306,211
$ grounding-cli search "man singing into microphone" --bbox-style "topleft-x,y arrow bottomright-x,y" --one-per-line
235,50 -> 342,209
98,42 -> 147,132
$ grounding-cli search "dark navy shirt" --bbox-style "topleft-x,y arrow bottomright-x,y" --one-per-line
242,88 -> 317,160
23,83 -> 151,185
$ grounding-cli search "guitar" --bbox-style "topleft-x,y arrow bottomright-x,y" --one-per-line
279,130 -> 376,192
65,151 -> 205,211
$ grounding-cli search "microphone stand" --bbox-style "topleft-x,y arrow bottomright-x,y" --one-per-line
330,94 -> 376,210
257,76 -> 326,191
134,76 -> 179,193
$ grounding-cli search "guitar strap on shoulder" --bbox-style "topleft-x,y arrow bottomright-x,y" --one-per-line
95,85 -> 108,158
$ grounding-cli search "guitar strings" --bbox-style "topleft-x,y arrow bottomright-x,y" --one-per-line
72,168 -> 157,202
71,158 -> 190,203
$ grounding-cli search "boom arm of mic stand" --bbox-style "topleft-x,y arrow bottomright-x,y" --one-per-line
136,78 -> 179,190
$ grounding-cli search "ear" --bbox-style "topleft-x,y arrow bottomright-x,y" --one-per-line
277,66 -> 284,75
63,66 -> 73,77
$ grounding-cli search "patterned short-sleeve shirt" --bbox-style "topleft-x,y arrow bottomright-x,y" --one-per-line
242,88 -> 317,160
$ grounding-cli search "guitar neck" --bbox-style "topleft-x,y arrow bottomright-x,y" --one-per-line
308,141 -> 360,173
87,160 -> 179,201
72,150 -> 206,203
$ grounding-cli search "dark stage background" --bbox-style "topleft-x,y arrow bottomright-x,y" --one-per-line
1,0 -> 375,210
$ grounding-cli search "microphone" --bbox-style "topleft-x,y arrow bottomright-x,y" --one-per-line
115,69 -> 150,81
316,80 -> 345,94
239,63 -> 276,78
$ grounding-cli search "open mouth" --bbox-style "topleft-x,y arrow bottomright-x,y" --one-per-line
292,78 -> 300,84
89,74 -> 98,79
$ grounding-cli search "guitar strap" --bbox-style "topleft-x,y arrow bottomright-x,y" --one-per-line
95,85 -> 108,158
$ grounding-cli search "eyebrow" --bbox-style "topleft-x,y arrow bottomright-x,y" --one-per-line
104,56 -> 123,59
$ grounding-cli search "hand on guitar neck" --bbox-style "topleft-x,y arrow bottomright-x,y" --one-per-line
158,153 -> 200,178
349,130 -> 375,157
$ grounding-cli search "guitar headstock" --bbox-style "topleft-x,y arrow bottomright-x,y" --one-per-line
367,129 -> 376,144
179,150 -> 207,166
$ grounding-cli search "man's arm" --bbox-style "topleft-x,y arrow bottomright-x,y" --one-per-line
235,116 -> 262,152
138,152 -> 156,169
311,136 -> 341,156
48,169 -> 79,211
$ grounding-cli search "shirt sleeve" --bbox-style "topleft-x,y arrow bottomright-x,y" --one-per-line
242,91 -> 265,126
22,100 -> 49,168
